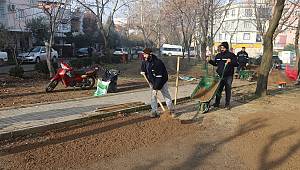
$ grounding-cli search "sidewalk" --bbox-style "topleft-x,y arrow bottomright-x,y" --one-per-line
0,80 -> 254,140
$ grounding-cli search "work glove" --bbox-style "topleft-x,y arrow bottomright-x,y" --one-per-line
152,90 -> 158,96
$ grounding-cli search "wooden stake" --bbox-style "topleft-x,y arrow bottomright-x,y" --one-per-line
174,56 -> 180,105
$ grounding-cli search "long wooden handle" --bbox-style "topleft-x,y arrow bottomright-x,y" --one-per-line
141,72 -> 166,111
174,56 -> 180,105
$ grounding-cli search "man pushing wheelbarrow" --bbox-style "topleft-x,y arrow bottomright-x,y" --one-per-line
191,42 -> 238,113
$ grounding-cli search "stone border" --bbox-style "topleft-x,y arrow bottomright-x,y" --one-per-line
0,83 -> 256,111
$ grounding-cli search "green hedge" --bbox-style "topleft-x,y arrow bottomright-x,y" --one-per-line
9,65 -> 24,78
69,56 -> 121,69
69,57 -> 93,69
35,61 -> 59,74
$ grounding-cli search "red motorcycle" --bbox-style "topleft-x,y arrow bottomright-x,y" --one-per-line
45,62 -> 98,92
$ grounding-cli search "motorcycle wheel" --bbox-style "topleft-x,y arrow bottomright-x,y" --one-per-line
82,76 -> 96,89
46,80 -> 59,92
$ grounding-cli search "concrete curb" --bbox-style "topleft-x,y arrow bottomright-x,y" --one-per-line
0,96 -> 191,141
0,82 -> 256,111
0,87 -> 150,111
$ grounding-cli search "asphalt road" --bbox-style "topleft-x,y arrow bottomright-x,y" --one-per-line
0,64 -> 35,74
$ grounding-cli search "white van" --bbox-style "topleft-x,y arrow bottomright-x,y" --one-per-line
160,44 -> 183,56
184,46 -> 197,57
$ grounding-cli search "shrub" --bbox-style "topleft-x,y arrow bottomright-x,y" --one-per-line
35,61 -> 58,74
69,57 -> 93,69
9,65 -> 24,78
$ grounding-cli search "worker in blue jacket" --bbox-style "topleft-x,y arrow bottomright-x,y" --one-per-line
208,42 -> 238,110
141,48 -> 175,117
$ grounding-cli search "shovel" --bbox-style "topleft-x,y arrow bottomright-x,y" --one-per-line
141,72 -> 172,119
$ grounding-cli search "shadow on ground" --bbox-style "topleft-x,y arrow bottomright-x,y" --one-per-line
133,117 -> 300,169
0,116 -> 152,157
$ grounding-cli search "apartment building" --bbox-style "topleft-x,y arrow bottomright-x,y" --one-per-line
213,0 -> 299,57
0,0 -> 74,53
0,0 -> 40,51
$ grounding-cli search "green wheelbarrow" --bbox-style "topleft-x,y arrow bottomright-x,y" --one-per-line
191,76 -> 221,114
191,63 -> 228,114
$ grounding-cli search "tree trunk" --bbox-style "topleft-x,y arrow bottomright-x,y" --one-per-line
46,32 -> 55,78
200,40 -> 207,60
97,21 -> 111,63
295,16 -> 300,72
255,0 -> 285,97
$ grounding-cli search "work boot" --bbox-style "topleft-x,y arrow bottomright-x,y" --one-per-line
225,104 -> 231,110
170,109 -> 177,118
212,103 -> 220,108
150,112 -> 159,118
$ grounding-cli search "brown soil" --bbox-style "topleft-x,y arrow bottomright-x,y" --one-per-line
159,110 -> 173,121
85,88 -> 300,170
192,80 -> 219,102
0,74 -> 147,108
0,114 -> 200,170
0,86 -> 299,169
226,89 -> 300,170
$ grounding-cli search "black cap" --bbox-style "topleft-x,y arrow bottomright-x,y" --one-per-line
220,42 -> 229,50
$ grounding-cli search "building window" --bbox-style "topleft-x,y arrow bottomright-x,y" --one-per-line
256,33 -> 262,42
0,7 -> 5,19
232,9 -> 235,17
231,21 -> 235,29
243,33 -> 250,40
30,0 -> 36,4
245,9 -> 253,17
244,21 -> 251,29
257,7 -> 271,18
16,9 -> 25,20
219,33 -> 223,40
62,24 -> 69,31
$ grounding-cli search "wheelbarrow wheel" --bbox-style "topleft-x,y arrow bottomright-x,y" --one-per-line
197,102 -> 209,114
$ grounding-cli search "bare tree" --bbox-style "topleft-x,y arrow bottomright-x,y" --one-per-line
128,0 -> 161,48
76,0 -> 131,60
208,0 -> 234,56
0,26 -> 19,65
38,0 -> 70,77
196,0 -> 234,60
255,0 -> 286,97
252,0 -> 299,40
295,15 -> 300,71
220,5 -> 241,50
164,0 -> 198,59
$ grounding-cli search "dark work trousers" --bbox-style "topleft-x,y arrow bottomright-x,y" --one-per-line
215,76 -> 233,106
237,63 -> 246,73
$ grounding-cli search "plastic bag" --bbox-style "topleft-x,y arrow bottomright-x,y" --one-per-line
94,79 -> 110,96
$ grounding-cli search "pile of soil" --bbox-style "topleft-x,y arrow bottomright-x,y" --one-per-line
191,79 -> 219,102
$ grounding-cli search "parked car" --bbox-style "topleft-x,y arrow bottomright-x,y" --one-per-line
75,47 -> 98,58
18,46 -> 58,63
184,47 -> 196,57
130,47 -> 143,59
0,51 -> 8,62
255,55 -> 283,69
113,48 -> 128,55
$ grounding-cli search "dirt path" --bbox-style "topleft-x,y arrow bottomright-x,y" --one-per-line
87,88 -> 300,170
